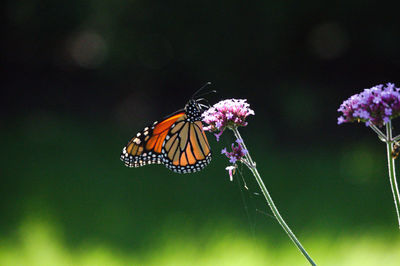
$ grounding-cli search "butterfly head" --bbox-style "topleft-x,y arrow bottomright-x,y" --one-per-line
186,82 -> 214,122
185,99 -> 203,122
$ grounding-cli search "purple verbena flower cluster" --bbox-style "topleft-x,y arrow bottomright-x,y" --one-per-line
338,83 -> 400,127
202,99 -> 254,141
221,139 -> 248,164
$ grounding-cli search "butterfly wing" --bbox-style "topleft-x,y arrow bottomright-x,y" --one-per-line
393,142 -> 400,159
120,112 -> 186,167
163,120 -> 211,173
121,113 -> 211,173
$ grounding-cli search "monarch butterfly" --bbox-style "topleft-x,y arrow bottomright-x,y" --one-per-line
392,141 -> 400,159
120,84 -> 212,174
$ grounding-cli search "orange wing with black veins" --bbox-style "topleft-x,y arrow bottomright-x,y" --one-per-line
120,112 -> 186,167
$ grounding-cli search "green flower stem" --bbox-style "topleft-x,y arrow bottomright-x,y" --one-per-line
393,134 -> 400,142
370,125 -> 387,142
385,121 -> 400,229
232,128 -> 316,266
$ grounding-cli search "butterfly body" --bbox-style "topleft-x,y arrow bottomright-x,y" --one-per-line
120,99 -> 211,173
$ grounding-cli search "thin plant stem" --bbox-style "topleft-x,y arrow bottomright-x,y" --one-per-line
370,125 -> 387,142
393,134 -> 400,142
232,128 -> 316,265
385,121 -> 400,228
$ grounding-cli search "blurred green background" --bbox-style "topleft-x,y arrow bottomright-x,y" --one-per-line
2,0 -> 400,265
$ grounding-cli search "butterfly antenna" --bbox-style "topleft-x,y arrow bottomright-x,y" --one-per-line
191,82 -> 212,99
196,89 -> 217,98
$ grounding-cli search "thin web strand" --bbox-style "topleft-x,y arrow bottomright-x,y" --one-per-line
236,166 -> 257,238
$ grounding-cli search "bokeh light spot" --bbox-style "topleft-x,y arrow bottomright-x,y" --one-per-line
67,31 -> 107,68
308,22 -> 349,60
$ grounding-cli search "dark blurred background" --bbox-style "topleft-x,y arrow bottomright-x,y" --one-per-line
2,0 -> 400,265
